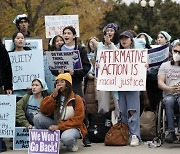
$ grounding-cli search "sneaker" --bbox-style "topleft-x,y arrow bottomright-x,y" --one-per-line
165,132 -> 177,143
67,142 -> 78,152
83,135 -> 92,147
130,135 -> 139,146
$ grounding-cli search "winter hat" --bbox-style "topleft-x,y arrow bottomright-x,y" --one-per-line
136,33 -> 153,44
103,23 -> 119,32
171,39 -> 180,47
56,73 -> 72,85
119,31 -> 133,39
13,14 -> 29,25
34,78 -> 48,91
159,31 -> 171,42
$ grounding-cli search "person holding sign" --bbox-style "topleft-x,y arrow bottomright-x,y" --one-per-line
51,26 -> 91,98
10,31 -> 31,101
158,42 -> 180,143
96,23 -> 120,115
117,31 -> 141,146
34,73 -> 87,152
13,14 -> 31,37
16,78 -> 48,129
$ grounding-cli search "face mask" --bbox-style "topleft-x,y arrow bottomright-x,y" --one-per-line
173,53 -> 180,62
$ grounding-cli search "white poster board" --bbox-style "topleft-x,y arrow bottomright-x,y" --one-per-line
45,15 -> 79,38
97,49 -> 148,91
4,38 -> 43,52
46,51 -> 74,70
9,50 -> 45,90
0,95 -> 16,138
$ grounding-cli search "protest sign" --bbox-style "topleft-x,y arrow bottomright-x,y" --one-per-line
46,50 -> 82,70
4,38 -> 43,52
13,127 -> 29,150
46,51 -> 74,70
0,95 -> 16,138
148,43 -> 169,68
97,49 -> 147,91
9,50 -> 45,90
29,129 -> 60,154
45,15 -> 79,38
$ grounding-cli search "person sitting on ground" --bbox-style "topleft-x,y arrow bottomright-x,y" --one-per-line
158,42 -> 180,143
16,78 -> 48,129
33,73 -> 87,152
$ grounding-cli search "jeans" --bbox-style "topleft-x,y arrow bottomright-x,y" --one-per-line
33,113 -> 81,150
118,91 -> 140,139
162,94 -> 180,132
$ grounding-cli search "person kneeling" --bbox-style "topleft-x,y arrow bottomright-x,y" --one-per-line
33,73 -> 87,152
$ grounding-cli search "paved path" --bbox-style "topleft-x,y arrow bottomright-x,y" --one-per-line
1,140 -> 180,154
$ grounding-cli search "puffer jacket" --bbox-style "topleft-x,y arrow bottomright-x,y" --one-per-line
41,91 -> 87,138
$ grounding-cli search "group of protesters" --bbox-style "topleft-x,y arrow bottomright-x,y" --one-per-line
0,13 -> 180,153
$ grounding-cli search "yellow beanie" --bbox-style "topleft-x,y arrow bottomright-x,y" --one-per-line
56,73 -> 72,85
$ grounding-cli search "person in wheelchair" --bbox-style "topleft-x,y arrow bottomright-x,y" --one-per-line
158,41 -> 180,143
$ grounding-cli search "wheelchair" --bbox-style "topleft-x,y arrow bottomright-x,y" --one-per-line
157,98 -> 180,144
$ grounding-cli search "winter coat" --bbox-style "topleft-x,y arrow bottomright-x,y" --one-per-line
0,45 -> 13,91
41,91 -> 87,138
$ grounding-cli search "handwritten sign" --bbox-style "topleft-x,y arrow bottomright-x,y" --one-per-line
46,50 -> 82,70
29,129 -> 60,154
13,127 -> 29,150
148,43 -> 169,68
0,95 -> 16,138
9,50 -> 45,90
4,38 -> 43,52
97,49 -> 148,91
45,15 -> 79,38
46,51 -> 74,70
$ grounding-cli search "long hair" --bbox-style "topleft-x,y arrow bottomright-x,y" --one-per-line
63,80 -> 73,103
63,26 -> 78,49
48,35 -> 65,51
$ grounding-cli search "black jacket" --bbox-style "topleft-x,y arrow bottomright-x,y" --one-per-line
0,45 -> 13,91
51,45 -> 91,83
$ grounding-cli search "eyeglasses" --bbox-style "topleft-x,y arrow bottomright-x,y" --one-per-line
173,50 -> 180,53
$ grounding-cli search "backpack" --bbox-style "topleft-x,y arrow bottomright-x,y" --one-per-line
88,112 -> 112,143
140,110 -> 157,140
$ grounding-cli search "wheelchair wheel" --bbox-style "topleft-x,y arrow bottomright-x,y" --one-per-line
157,100 -> 166,142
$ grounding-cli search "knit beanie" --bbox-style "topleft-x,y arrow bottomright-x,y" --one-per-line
56,73 -> 72,85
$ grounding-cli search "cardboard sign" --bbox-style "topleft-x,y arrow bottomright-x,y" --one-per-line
4,38 -> 43,52
13,127 -> 29,150
148,43 -> 169,68
9,50 -> 45,90
45,15 -> 79,38
46,50 -> 82,70
97,49 -> 148,91
46,51 -> 74,70
29,129 -> 60,154
0,95 -> 16,138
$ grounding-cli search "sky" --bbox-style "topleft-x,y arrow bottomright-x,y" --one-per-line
122,0 -> 180,5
